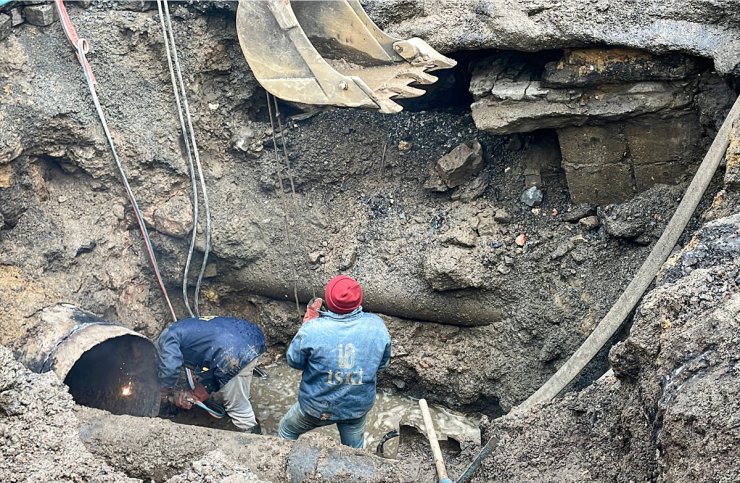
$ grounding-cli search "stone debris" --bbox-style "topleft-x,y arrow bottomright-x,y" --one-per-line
578,215 -> 600,231
520,186 -> 543,207
23,4 -> 57,27
0,13 -> 10,41
9,7 -> 23,27
561,203 -> 596,222
600,184 -> 681,244
440,226 -> 477,248
425,140 -> 483,192
550,240 -> 574,259
450,172 -> 490,202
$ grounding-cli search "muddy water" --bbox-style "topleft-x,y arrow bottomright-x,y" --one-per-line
250,360 -> 481,452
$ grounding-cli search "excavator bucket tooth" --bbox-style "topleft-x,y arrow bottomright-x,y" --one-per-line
236,0 -> 456,113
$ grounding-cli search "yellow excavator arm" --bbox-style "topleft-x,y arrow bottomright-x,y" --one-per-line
236,0 -> 457,113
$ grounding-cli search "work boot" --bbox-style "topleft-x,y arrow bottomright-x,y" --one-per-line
248,421 -> 262,435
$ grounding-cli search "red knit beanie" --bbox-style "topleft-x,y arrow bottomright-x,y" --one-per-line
324,275 -> 363,314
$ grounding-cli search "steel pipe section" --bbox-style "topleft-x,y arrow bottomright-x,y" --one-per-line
18,304 -> 160,417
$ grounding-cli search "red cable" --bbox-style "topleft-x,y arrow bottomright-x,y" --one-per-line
54,0 -> 178,322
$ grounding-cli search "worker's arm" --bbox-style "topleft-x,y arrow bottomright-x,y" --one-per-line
378,338 -> 392,371
286,330 -> 310,370
157,327 -> 184,388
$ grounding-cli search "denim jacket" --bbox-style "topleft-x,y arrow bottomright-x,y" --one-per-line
286,307 -> 392,421
157,316 -> 265,391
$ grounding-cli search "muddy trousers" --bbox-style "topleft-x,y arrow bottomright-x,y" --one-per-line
215,356 -> 260,431
277,402 -> 367,448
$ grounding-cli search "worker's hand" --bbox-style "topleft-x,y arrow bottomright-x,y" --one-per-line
172,390 -> 195,410
303,297 -> 323,323
160,387 -> 173,402
191,383 -> 209,403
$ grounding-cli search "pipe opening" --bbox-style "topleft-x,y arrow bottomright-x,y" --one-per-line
64,334 -> 160,417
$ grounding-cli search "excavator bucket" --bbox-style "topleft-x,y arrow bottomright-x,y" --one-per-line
236,0 -> 457,113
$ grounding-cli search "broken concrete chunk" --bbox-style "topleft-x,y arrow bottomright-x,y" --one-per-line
428,140 -> 483,191
10,8 -> 24,27
23,4 -> 57,27
579,215 -> 600,231
0,13 -> 10,41
451,172 -> 489,202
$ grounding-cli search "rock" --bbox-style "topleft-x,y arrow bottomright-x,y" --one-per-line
579,215 -> 600,231
10,8 -> 24,27
561,204 -> 596,222
23,4 -> 57,27
451,172 -> 489,202
233,127 -> 256,152
475,212 -> 500,237
600,184 -> 681,243
338,246 -> 357,270
423,246 -> 484,291
307,251 -> 322,265
426,140 -> 483,191
398,140 -> 412,152
0,13 -> 10,41
152,196 -> 193,238
494,209 -> 512,224
520,186 -> 543,207
515,233 -> 527,247
440,226 -> 477,248
550,240 -> 574,259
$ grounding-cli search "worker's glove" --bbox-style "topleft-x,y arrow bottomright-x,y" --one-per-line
303,297 -> 323,323
172,390 -> 195,410
191,383 -> 209,403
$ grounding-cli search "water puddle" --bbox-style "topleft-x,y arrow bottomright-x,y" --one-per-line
250,360 -> 482,454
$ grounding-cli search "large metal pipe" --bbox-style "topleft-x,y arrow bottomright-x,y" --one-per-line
17,303 -> 160,417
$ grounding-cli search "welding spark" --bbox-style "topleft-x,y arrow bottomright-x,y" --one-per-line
121,384 -> 133,397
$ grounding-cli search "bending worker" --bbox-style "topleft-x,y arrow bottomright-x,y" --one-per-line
157,316 -> 265,433
278,275 -> 392,448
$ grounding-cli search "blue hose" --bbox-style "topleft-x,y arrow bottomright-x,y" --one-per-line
0,0 -> 13,9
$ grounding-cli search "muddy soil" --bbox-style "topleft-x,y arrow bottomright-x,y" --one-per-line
1,2 -> 739,482
1,3 -> 724,413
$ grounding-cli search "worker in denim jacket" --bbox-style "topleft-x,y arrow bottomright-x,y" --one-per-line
278,275 -> 392,448
157,316 -> 265,433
